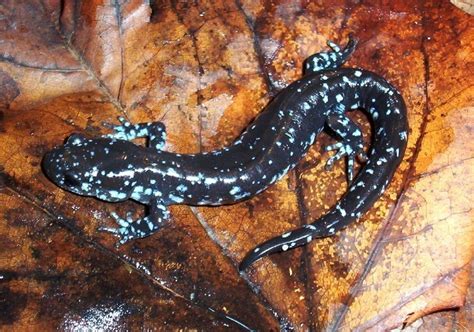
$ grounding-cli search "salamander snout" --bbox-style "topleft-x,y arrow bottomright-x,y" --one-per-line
42,148 -> 64,183
42,135 -> 135,201
42,143 -> 92,195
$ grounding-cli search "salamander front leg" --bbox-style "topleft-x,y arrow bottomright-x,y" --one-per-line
325,113 -> 368,183
104,116 -> 167,151
304,35 -> 357,74
98,199 -> 170,245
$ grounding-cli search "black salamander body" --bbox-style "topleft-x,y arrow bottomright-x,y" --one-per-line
42,37 -> 408,270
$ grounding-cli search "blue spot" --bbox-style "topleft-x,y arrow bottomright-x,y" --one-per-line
229,186 -> 241,195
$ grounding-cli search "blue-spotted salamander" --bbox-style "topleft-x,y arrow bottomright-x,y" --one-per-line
42,36 -> 408,271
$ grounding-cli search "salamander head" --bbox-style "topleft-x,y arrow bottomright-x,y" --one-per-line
42,133 -> 136,202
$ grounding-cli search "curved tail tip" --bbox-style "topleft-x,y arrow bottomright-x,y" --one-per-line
239,241 -> 277,272
238,227 -> 319,271
239,248 -> 261,272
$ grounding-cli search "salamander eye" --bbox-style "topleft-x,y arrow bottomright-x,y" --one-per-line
63,172 -> 81,187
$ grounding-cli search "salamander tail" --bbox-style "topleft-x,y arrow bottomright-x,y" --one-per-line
239,225 -> 321,271
239,69 -> 408,271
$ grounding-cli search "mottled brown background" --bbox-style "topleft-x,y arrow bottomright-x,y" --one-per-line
0,1 -> 472,330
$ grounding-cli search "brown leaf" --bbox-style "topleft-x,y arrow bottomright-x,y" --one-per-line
0,0 -> 472,330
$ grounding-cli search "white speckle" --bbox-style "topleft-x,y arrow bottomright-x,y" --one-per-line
204,177 -> 218,186
81,183 -> 91,191
239,174 -> 249,181
107,170 -> 135,178
282,232 -> 292,238
169,194 -> 184,203
223,177 -> 237,184
71,138 -> 82,146
186,174 -> 201,183
176,184 -> 188,192
166,168 -> 180,178
376,157 -> 388,165
336,205 -> 347,217
109,190 -> 126,199
335,94 -> 344,102
229,186 -> 241,195
354,70 -> 362,77
282,244 -> 289,251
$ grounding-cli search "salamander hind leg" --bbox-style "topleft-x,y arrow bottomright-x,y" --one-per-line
325,113 -> 368,183
98,199 -> 170,245
104,116 -> 167,151
304,35 -> 357,74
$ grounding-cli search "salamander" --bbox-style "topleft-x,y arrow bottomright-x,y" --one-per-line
42,36 -> 408,271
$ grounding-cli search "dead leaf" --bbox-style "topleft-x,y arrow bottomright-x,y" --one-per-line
0,1 -> 472,330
